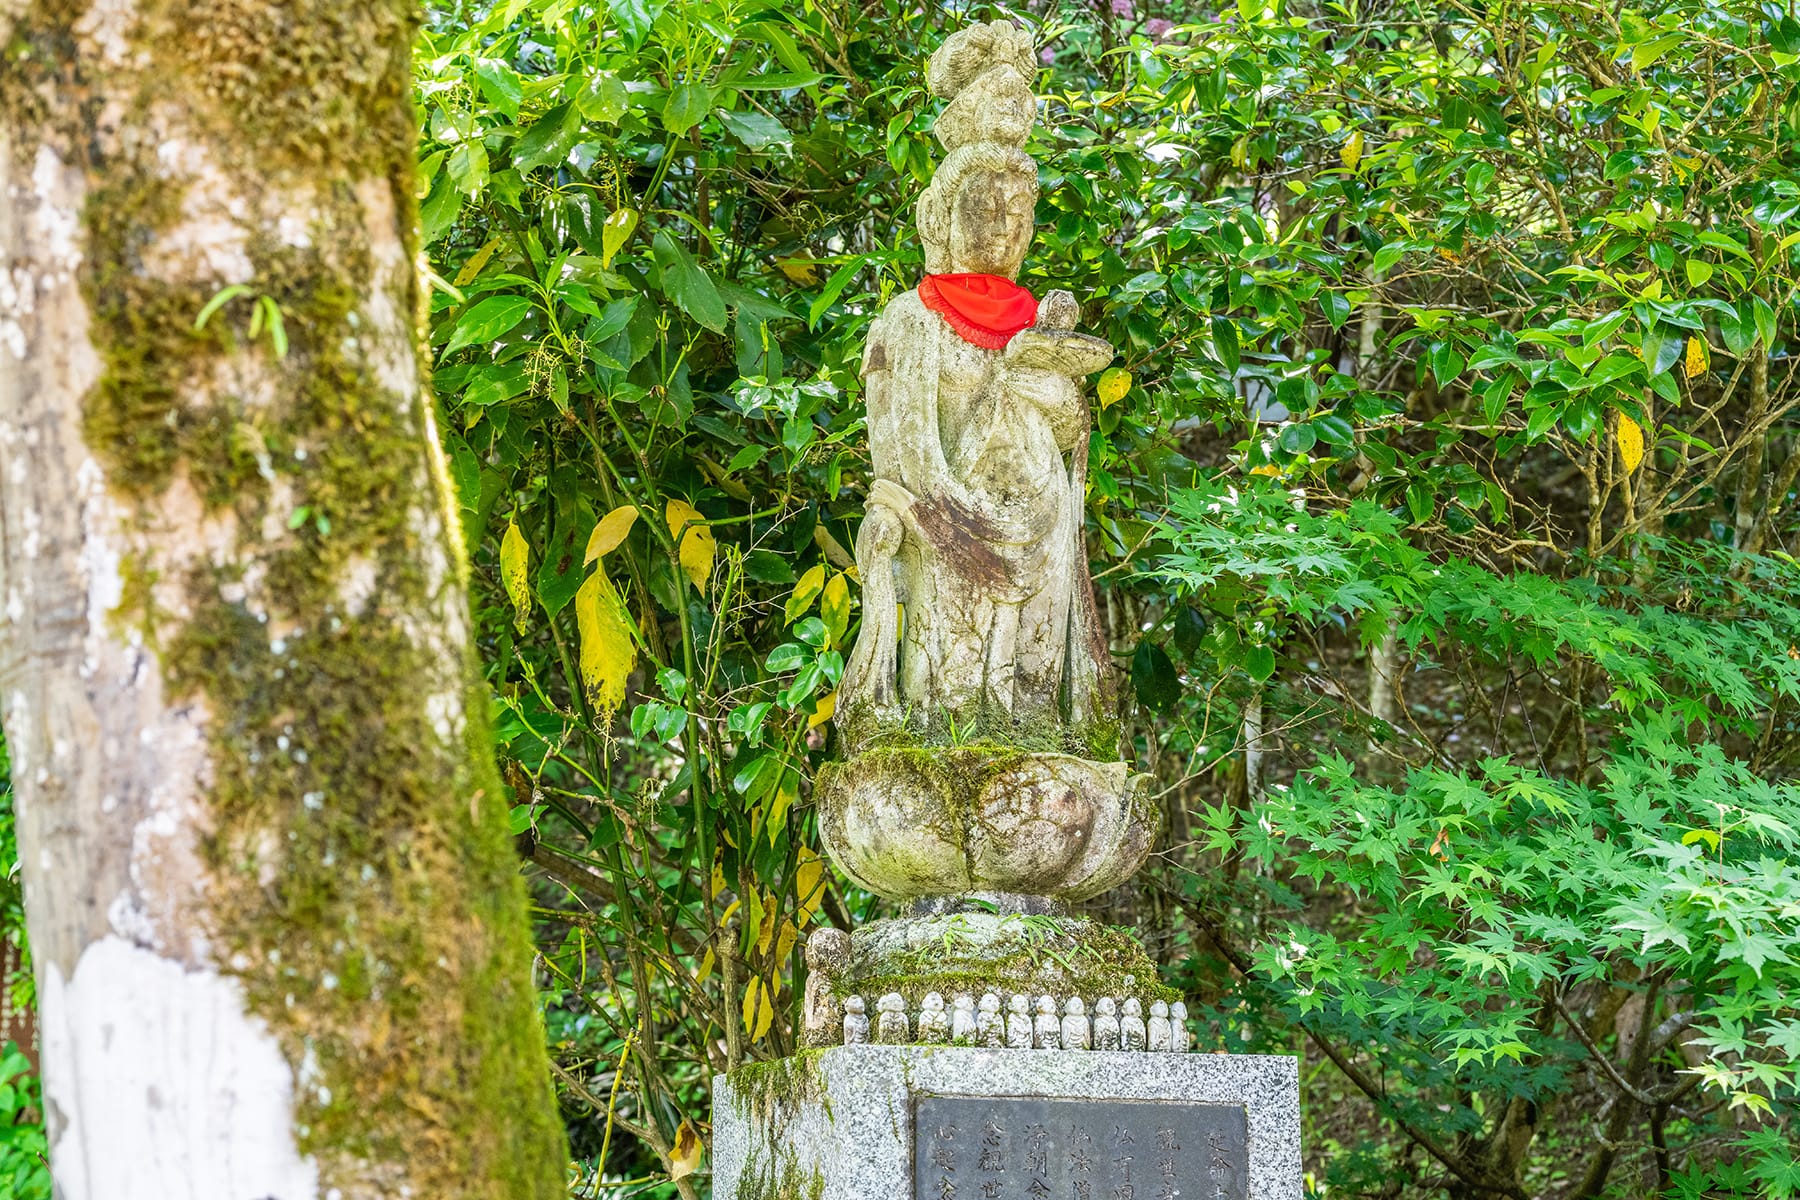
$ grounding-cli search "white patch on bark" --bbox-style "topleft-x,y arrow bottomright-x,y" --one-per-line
336,554 -> 378,617
75,457 -> 123,678
40,936 -> 320,1200
31,147 -> 82,280
72,0 -> 143,69
143,136 -> 254,286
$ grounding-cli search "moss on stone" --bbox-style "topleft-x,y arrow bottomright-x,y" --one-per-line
734,1144 -> 827,1200
837,916 -> 1180,1009
727,1052 -> 832,1199
843,699 -> 1122,761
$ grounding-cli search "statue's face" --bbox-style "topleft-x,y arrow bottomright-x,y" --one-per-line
948,169 -> 1035,277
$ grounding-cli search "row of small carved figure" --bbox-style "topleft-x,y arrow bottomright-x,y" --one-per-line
837,992 -> 1193,1052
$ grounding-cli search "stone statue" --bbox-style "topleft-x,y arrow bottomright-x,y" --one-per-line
1033,995 -> 1061,1049
917,992 -> 950,1043
1093,996 -> 1121,1051
1006,994 -> 1034,1049
817,19 -> 1157,915
838,18 -> 1115,739
1170,1000 -> 1191,1053
842,995 -> 869,1045
1121,998 -> 1147,1052
1061,997 -> 1091,1051
1147,1000 -> 1172,1052
799,20 -> 1184,1051
876,993 -> 910,1045
801,927 -> 851,1048
951,993 -> 979,1045
977,993 -> 1005,1047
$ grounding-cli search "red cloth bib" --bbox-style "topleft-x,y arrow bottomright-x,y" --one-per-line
919,273 -> 1038,349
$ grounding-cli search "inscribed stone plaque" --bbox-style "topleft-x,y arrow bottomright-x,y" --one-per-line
913,1094 -> 1248,1200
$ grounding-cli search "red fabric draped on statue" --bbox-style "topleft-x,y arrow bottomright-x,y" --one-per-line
919,273 -> 1038,349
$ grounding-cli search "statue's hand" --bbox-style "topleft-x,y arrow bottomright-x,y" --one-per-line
1036,289 -> 1080,331
1003,327 -> 1114,378
867,478 -> 916,521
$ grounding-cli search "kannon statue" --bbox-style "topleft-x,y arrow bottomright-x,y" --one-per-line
837,19 -> 1116,747
817,21 -> 1155,912
802,19 -> 1170,1050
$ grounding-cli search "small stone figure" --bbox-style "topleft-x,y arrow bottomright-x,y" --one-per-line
1006,994 -> 1034,1049
1093,997 -> 1121,1051
877,993 -> 910,1044
978,993 -> 1005,1047
1061,997 -> 1091,1051
843,995 -> 870,1045
801,927 -> 852,1047
917,992 -> 950,1043
1034,995 -> 1060,1049
1170,1001 -> 1191,1053
951,993 -> 978,1045
1148,1000 -> 1172,1052
1121,997 -> 1147,1051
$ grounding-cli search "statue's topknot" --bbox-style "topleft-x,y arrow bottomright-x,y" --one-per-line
926,19 -> 1037,101
926,20 -> 1038,153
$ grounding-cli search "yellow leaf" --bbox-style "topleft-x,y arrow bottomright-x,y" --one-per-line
453,237 -> 502,288
1683,336 -> 1709,378
711,857 -> 726,898
1096,367 -> 1132,409
756,894 -> 777,957
500,519 -> 531,634
601,208 -> 638,269
1618,414 -> 1646,473
809,690 -> 837,729
742,977 -> 775,1042
764,771 -> 797,848
786,563 -> 827,623
744,886 -> 764,951
696,947 -> 715,986
820,571 -> 852,647
1249,463 -> 1282,478
775,257 -> 819,286
1340,129 -> 1364,171
794,848 -> 826,926
584,504 -> 640,565
669,1120 -> 704,1181
575,570 -> 636,716
775,918 -> 798,966
664,499 -> 716,593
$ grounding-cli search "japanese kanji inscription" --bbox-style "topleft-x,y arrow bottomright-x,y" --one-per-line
914,1095 -> 1248,1200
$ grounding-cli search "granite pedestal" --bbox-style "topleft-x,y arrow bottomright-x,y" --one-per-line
712,1045 -> 1301,1200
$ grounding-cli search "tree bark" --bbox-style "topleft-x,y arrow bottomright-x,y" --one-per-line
0,4 -> 566,1197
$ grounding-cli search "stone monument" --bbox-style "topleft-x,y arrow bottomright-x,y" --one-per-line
713,20 -> 1300,1199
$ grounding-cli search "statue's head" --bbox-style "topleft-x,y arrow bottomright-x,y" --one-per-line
917,142 -> 1038,276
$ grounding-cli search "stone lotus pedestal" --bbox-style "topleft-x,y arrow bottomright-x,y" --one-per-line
710,19 -> 1301,1199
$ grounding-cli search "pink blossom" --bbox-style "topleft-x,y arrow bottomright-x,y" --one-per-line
1110,0 -> 1135,16
1146,17 -> 1173,37
1040,46 -> 1056,65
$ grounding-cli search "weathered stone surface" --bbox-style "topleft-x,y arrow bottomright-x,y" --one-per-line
815,748 -> 1156,902
800,913 -> 1190,1053
835,19 -> 1116,745
712,1046 -> 1303,1200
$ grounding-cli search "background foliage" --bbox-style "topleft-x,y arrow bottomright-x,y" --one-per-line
2,0 -> 1798,1197
408,0 -> 1800,1195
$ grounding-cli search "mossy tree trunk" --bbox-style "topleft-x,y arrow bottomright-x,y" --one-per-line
0,3 -> 566,1197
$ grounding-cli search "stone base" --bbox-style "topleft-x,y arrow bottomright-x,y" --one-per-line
713,1045 -> 1301,1200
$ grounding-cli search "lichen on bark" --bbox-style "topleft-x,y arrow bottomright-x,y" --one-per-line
7,1 -> 567,1195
